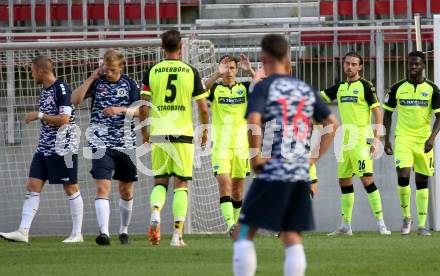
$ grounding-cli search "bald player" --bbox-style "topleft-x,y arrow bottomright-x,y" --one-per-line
0,55 -> 83,243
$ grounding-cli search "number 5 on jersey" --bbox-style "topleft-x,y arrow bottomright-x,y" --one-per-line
165,74 -> 177,103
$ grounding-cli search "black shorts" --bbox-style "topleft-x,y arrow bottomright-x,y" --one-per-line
239,179 -> 314,232
29,152 -> 78,185
90,148 -> 138,182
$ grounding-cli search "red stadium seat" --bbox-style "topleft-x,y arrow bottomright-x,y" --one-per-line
356,1 -> 370,15
319,0 -> 435,17
3,2 -> 197,23
71,4 -> 83,20
108,4 -> 119,20
125,4 -> 141,20
52,4 -> 68,21
34,5 -> 45,22
89,4 -> 105,21
338,1 -> 352,16
0,5 -> 7,22
374,1 -> 390,15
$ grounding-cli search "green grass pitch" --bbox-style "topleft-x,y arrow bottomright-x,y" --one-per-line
1,232 -> 439,276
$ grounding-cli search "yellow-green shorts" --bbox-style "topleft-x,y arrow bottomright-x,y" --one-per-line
394,136 -> 434,176
337,141 -> 373,178
211,148 -> 250,179
309,163 -> 318,184
151,142 -> 194,180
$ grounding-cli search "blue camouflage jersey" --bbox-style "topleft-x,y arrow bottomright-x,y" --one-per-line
246,74 -> 331,182
36,80 -> 77,156
86,75 -> 140,149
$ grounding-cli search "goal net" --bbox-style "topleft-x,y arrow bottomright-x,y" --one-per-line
0,38 -> 226,235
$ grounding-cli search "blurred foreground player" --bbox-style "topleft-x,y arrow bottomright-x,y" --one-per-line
232,34 -> 338,276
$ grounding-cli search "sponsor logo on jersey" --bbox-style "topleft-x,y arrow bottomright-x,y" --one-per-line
218,97 -> 246,104
340,96 -> 358,103
399,99 -> 428,106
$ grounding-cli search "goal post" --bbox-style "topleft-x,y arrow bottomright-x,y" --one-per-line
0,38 -> 224,236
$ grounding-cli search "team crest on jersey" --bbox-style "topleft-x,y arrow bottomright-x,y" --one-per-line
421,91 -> 429,97
236,89 -> 244,95
353,89 -> 359,95
117,88 -> 128,97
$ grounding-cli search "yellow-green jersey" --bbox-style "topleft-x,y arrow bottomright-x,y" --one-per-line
383,79 -> 440,141
141,59 -> 207,142
321,78 -> 380,128
208,82 -> 250,149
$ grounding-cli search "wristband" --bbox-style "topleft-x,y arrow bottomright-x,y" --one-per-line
38,112 -> 44,119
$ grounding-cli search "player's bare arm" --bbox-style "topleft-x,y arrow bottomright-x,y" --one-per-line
425,113 -> 440,153
247,111 -> 268,173
103,106 -> 140,118
239,54 -> 256,78
310,114 -> 339,165
203,57 -> 229,90
71,68 -> 102,105
370,106 -> 383,157
383,109 -> 393,155
139,95 -> 151,144
196,98 -> 209,146
25,112 -> 70,126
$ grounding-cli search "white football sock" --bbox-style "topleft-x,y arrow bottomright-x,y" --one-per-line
284,244 -> 306,276
342,222 -> 351,229
95,198 -> 110,236
151,209 -> 161,223
19,192 -> 40,233
233,240 -> 257,276
377,219 -> 386,227
119,198 -> 133,234
68,192 -> 83,236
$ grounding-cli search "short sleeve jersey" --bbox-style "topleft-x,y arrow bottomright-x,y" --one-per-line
208,82 -> 250,149
246,74 -> 331,183
321,78 -> 379,128
141,59 -> 207,142
382,79 -> 440,141
86,75 -> 140,149
36,80 -> 77,156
